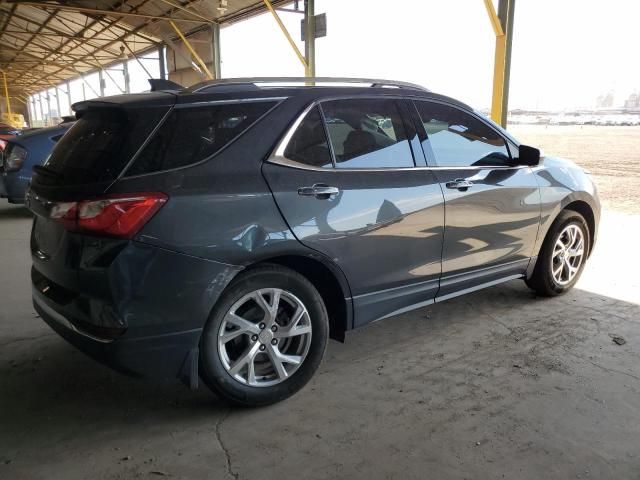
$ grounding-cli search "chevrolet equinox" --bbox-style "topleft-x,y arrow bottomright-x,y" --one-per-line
27,78 -> 600,406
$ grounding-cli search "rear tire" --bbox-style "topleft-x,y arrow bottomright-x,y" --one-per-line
199,264 -> 328,406
525,210 -> 590,296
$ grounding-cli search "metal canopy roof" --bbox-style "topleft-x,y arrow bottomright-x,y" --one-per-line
0,0 -> 290,98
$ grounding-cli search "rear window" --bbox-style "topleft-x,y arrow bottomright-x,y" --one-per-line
125,100 -> 278,176
43,107 -> 167,185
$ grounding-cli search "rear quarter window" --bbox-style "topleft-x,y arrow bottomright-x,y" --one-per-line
126,100 -> 279,176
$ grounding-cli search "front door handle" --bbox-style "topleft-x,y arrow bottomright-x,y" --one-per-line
446,178 -> 474,191
297,183 -> 340,199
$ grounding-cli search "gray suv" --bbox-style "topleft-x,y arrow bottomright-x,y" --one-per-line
27,78 -> 600,406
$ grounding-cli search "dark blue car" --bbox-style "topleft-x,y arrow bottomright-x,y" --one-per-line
26,78 -> 600,406
0,123 -> 73,204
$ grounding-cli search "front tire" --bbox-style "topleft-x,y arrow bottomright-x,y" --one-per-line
526,210 -> 590,296
199,265 -> 328,406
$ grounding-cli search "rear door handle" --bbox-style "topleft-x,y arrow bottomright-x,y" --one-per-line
445,178 -> 474,191
297,183 -> 340,199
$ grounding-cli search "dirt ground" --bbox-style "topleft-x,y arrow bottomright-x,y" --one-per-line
511,125 -> 640,214
1,126 -> 639,480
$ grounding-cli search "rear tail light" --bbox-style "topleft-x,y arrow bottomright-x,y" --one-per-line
50,192 -> 167,238
4,145 -> 27,172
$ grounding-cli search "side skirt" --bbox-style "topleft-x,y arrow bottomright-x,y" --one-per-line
352,259 -> 529,327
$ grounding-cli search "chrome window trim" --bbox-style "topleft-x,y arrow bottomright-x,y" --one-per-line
269,95 -> 528,173
273,101 -> 318,158
268,156 -> 529,173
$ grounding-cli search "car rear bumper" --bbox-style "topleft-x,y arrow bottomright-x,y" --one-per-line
31,242 -> 242,382
34,286 -> 203,380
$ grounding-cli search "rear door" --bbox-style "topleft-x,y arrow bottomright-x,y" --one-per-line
263,97 -> 445,327
412,100 -> 541,300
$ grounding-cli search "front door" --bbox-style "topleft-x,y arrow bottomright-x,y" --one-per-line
263,97 -> 444,326
412,100 -> 541,300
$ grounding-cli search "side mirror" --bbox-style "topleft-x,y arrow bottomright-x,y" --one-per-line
517,144 -> 540,166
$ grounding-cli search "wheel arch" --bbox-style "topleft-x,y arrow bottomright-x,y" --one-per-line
563,200 -> 596,257
243,254 -> 353,342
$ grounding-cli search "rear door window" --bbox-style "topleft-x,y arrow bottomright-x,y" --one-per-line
126,100 -> 279,176
414,101 -> 511,167
320,98 -> 415,169
43,107 -> 167,185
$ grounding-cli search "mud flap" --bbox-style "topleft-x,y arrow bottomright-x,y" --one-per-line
179,347 -> 199,390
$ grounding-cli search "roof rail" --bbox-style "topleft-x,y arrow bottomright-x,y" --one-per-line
190,77 -> 430,93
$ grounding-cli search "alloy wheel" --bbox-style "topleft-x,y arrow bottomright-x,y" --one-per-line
551,223 -> 585,286
217,288 -> 313,387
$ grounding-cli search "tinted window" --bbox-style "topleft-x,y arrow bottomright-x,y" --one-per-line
321,99 -> 415,169
127,100 -> 277,176
415,101 -> 511,167
283,107 -> 332,168
44,107 -> 166,185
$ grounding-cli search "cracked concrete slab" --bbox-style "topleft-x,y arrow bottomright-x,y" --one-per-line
0,201 -> 639,480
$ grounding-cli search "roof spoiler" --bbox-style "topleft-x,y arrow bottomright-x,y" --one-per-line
148,79 -> 184,92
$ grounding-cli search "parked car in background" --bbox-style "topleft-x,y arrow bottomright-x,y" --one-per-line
0,122 -> 73,204
0,122 -> 20,151
26,78 -> 600,406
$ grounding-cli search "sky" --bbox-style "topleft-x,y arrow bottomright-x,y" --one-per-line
220,0 -> 640,111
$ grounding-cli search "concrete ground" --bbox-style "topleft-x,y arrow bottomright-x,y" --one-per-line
1,190 -> 639,477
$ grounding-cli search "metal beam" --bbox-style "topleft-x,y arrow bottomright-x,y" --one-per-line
499,0 -> 516,126
123,61 -> 130,94
0,29 -> 153,42
157,0 -> 213,23
159,46 -> 166,79
262,0 -> 308,73
304,0 -> 315,78
169,20 -> 214,79
215,0 -> 291,26
3,6 -> 59,69
123,41 -> 154,80
483,0 -> 507,126
32,0 -> 202,88
55,86 -> 61,116
6,2 -> 209,24
2,71 -> 13,117
211,22 -> 222,79
15,0 -> 158,90
157,32 -> 205,77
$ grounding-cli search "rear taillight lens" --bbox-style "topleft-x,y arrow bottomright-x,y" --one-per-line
50,192 -> 167,238
5,145 -> 27,171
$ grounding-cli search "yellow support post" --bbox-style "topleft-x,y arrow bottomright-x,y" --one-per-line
262,0 -> 310,76
491,35 -> 507,125
2,71 -> 13,118
169,20 -> 214,80
483,0 -> 506,125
